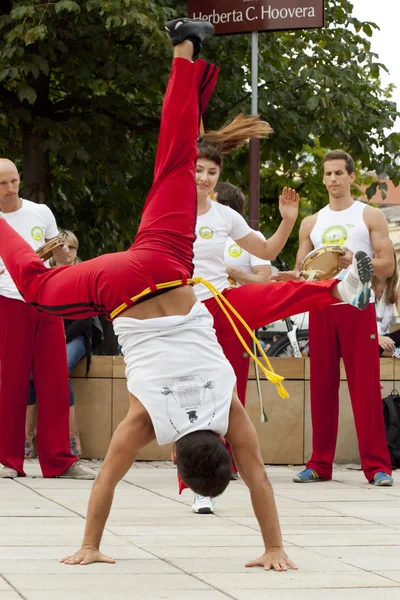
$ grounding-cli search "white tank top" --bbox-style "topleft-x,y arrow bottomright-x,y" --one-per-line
310,201 -> 374,279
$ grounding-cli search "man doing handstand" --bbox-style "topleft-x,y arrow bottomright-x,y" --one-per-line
0,20 -> 373,570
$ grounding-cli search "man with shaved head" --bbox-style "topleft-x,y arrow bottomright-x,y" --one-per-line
0,159 -> 94,479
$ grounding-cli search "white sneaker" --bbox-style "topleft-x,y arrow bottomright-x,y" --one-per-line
58,462 -> 96,480
191,494 -> 215,514
0,466 -> 18,478
337,251 -> 373,310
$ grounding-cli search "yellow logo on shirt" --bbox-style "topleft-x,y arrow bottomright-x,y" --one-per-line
199,226 -> 214,240
31,226 -> 44,242
321,225 -> 347,246
228,244 -> 242,258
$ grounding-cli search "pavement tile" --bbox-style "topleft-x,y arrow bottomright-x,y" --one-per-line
283,534 -> 400,546
199,571 -> 396,589
0,546 -> 154,560
1,464 -> 399,600
374,572 -> 400,582
124,535 -> 269,547
0,534 -> 135,547
232,590 -> 400,600
4,573 -> 210,591
166,550 -> 361,573
0,580 -> 12,592
0,559 -> 181,575
21,592 -> 228,600
309,546 -> 400,570
107,524 -> 254,536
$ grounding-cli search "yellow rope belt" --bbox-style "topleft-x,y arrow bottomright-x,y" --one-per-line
110,277 -> 289,400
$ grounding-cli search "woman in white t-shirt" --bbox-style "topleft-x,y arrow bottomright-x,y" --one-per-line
372,251 -> 400,356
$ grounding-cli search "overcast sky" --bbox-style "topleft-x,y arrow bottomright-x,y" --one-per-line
351,0 -> 400,131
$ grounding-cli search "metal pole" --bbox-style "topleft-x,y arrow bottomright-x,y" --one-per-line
248,31 -> 260,231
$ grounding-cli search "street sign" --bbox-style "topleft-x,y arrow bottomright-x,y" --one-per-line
188,0 -> 325,36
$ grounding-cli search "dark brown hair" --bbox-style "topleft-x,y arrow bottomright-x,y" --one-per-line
215,182 -> 246,215
198,114 -> 273,170
175,430 -> 232,497
322,150 -> 355,175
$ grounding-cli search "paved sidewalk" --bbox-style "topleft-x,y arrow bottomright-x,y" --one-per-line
0,461 -> 399,600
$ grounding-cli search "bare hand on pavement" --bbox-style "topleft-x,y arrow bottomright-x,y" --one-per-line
246,548 -> 297,572
60,549 -> 115,566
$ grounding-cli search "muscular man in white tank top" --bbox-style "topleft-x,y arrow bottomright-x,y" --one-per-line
293,150 -> 394,486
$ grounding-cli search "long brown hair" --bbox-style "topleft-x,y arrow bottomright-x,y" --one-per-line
198,114 -> 273,169
371,247 -> 399,304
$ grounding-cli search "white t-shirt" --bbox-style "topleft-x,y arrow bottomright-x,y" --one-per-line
225,231 -> 271,286
0,199 -> 58,301
113,301 -> 236,445
193,200 -> 252,301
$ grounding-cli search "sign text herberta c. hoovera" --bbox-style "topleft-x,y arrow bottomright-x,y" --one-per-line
188,0 -> 325,35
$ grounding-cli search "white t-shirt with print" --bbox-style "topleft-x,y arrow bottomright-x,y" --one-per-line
225,231 -> 271,286
193,200 -> 252,301
0,199 -> 58,301
113,301 -> 236,445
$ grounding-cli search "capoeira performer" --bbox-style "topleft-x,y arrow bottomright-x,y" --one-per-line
0,20 -> 372,568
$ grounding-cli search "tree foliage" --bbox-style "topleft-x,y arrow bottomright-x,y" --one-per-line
0,0 -> 399,264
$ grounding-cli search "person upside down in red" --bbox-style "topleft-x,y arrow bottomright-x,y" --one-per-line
0,19 -> 373,568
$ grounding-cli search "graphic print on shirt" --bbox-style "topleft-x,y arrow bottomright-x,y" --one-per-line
227,243 -> 242,258
199,226 -> 215,240
31,226 -> 44,242
161,374 -> 216,434
321,224 -> 355,246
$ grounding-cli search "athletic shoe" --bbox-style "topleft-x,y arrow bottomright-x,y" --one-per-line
371,472 -> 393,486
192,494 -> 215,514
58,462 -> 95,480
0,466 -> 18,478
293,468 -> 325,483
165,18 -> 215,58
337,251 -> 373,310
230,471 -> 239,481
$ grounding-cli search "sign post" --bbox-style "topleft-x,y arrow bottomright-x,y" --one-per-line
188,0 -> 325,229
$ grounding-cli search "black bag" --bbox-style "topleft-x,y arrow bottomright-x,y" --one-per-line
383,389 -> 400,469
91,316 -> 104,350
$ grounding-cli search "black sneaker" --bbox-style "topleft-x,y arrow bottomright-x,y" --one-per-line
165,18 -> 215,58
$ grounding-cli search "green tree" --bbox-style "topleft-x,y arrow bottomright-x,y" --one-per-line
0,0 -> 399,262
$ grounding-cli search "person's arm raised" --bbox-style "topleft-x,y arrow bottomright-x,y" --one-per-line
226,396 -> 297,571
235,188 -> 300,261
270,214 -> 316,282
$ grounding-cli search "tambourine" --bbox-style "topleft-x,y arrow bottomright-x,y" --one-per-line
36,237 -> 65,262
300,245 -> 345,281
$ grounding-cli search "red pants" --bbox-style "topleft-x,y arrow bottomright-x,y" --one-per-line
0,296 -> 76,476
306,304 -> 392,481
204,281 -> 338,403
0,59 -> 219,319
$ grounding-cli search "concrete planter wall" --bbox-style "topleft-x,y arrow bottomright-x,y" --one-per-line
70,357 -> 398,464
